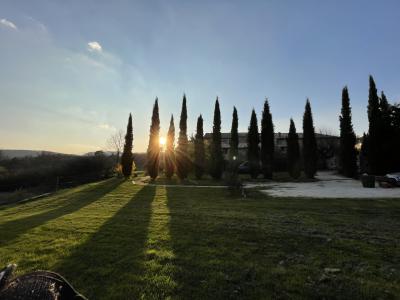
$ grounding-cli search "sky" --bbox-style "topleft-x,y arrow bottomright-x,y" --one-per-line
0,0 -> 399,154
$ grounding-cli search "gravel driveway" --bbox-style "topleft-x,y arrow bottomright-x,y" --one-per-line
248,172 -> 400,198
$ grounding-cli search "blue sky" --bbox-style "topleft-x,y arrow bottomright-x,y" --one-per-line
1,0 -> 399,153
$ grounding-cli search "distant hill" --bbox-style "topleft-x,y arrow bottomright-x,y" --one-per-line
0,149 -> 67,159
84,151 -> 116,156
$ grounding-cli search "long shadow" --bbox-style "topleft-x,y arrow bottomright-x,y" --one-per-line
165,187 -> 267,299
165,186 -> 223,299
0,179 -> 123,247
54,185 -> 156,299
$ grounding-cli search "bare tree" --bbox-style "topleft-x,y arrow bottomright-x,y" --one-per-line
106,129 -> 125,163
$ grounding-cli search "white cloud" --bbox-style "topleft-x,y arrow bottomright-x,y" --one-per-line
98,123 -> 116,131
87,41 -> 102,52
0,18 -> 18,30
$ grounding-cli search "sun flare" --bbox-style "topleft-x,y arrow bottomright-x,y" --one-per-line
159,136 -> 166,146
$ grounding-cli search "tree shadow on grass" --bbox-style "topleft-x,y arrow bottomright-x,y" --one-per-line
165,186 -> 234,299
165,187 -> 399,299
54,185 -> 156,299
165,187 -> 306,299
0,179 -> 123,247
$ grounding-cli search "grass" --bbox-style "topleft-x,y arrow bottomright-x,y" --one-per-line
135,171 -> 315,186
136,173 -> 229,186
0,178 -> 399,299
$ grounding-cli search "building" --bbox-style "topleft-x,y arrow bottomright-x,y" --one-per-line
204,132 -> 340,169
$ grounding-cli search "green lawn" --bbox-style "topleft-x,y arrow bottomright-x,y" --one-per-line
0,178 -> 399,299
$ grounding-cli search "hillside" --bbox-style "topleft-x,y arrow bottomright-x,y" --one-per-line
0,149 -> 65,159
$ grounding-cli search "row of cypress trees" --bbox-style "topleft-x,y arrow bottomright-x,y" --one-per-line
119,96 -> 319,180
362,76 -> 400,175
120,75 -> 399,180
145,95 -> 192,180
339,76 -> 400,177
246,99 -> 317,179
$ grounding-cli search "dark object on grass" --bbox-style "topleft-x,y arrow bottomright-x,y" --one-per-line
0,264 -> 86,300
361,174 -> 375,188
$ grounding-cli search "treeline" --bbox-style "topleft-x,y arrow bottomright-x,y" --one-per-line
119,75 -> 400,180
0,152 -> 115,192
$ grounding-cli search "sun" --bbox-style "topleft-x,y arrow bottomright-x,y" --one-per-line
159,136 -> 166,146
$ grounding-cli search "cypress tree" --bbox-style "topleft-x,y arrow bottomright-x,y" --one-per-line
379,92 -> 392,174
391,104 -> 400,171
194,115 -> 205,179
147,98 -> 160,180
302,99 -> 318,178
121,113 -> 134,178
176,94 -> 189,180
210,98 -> 224,179
339,87 -> 358,178
287,118 -> 300,179
260,98 -> 274,179
247,109 -> 260,179
367,75 -> 380,174
229,106 -> 239,161
164,115 -> 175,179
359,133 -> 369,174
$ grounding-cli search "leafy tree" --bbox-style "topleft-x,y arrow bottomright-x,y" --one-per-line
302,99 -> 318,178
339,87 -> 358,178
247,109 -> 260,179
147,98 -> 160,180
260,98 -> 274,179
164,115 -> 175,179
229,106 -> 239,161
287,118 -> 300,179
209,98 -> 224,179
121,113 -> 134,178
194,115 -> 205,179
366,75 -> 380,174
176,95 -> 190,180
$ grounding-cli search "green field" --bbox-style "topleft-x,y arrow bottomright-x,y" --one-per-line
0,178 -> 399,299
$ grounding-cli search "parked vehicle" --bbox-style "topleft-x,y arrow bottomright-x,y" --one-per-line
376,172 -> 400,187
385,172 -> 400,186
238,161 -> 250,174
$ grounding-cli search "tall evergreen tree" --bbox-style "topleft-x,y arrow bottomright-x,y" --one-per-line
260,98 -> 274,179
339,87 -> 358,178
379,91 -> 393,174
287,118 -> 300,179
176,94 -> 190,179
229,106 -> 239,161
164,115 -> 175,179
302,99 -> 318,178
247,109 -> 260,179
390,103 -> 400,171
366,75 -> 380,174
359,133 -> 369,174
147,98 -> 160,180
210,98 -> 224,179
121,113 -> 134,178
194,115 -> 205,179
